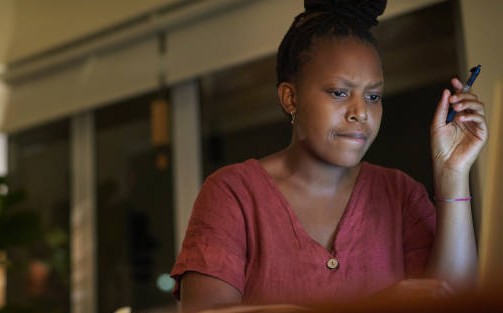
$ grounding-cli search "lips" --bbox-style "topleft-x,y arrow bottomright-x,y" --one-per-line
336,131 -> 368,141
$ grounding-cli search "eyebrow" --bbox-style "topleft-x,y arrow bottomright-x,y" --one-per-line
367,81 -> 385,90
335,77 -> 384,89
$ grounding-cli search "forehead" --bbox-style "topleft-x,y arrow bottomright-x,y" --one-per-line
299,37 -> 383,83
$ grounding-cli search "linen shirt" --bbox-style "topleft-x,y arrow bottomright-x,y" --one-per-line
171,159 -> 436,305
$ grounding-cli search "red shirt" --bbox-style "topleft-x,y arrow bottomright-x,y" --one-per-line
171,159 -> 436,305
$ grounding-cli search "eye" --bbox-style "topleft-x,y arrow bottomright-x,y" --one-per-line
365,94 -> 382,104
329,89 -> 349,98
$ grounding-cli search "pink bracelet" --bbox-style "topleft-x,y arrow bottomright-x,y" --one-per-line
434,196 -> 472,202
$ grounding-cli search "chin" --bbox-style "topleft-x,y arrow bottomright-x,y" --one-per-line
331,151 -> 367,167
336,160 -> 362,168
324,156 -> 363,168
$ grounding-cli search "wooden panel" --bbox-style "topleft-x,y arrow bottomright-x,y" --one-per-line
479,80 -> 503,288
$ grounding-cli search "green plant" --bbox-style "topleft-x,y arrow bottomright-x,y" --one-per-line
0,176 -> 68,313
0,176 -> 42,258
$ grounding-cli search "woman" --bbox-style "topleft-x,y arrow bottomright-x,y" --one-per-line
171,0 -> 487,312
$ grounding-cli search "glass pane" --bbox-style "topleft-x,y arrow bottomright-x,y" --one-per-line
95,92 -> 176,313
6,119 -> 71,313
200,55 -> 290,178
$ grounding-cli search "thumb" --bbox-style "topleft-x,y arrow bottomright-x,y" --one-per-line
432,89 -> 451,128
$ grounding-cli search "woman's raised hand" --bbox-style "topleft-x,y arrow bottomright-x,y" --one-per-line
430,78 -> 488,174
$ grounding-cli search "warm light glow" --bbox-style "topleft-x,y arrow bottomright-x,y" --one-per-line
27,260 -> 50,297
113,307 -> 131,313
0,251 -> 6,308
150,99 -> 169,147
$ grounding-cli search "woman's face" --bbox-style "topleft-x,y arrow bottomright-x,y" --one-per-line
291,36 -> 384,167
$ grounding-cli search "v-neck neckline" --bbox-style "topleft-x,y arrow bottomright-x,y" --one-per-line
249,159 -> 366,257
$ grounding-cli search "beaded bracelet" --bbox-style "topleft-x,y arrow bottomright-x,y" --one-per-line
434,196 -> 472,202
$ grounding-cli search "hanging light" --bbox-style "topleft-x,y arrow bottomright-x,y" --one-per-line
150,98 -> 169,147
150,31 -> 170,171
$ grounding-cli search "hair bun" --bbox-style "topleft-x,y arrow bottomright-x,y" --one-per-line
304,0 -> 387,28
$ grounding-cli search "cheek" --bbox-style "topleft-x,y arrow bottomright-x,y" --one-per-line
369,105 -> 383,133
302,104 -> 338,131
296,95 -> 329,123
295,106 -> 333,141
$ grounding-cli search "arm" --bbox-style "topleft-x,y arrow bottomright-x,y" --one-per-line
180,272 -> 308,313
427,77 -> 488,289
180,272 -> 242,313
371,78 -> 486,300
170,173 -> 248,312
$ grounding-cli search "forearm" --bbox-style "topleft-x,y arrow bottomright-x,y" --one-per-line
426,167 -> 478,290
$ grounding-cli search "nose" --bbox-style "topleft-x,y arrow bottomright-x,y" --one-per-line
346,96 -> 368,123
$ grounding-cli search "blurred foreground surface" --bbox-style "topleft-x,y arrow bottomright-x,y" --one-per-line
196,286 -> 503,313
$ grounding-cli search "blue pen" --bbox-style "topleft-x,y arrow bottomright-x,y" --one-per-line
446,64 -> 481,123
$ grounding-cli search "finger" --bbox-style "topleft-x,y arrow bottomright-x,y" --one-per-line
450,100 -> 485,117
451,77 -> 464,92
421,280 -> 454,299
430,281 -> 455,298
432,89 -> 451,128
400,278 -> 452,290
454,112 -> 487,128
450,93 -> 479,103
453,114 -> 488,140
439,281 -> 455,295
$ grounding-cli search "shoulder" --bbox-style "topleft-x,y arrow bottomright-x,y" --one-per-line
205,159 -> 263,187
208,159 -> 260,179
199,159 -> 269,199
189,160 -> 264,224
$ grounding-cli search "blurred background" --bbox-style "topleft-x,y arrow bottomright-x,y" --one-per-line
0,0 -> 502,312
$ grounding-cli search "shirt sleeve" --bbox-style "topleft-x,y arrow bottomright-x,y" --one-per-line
402,182 -> 436,277
170,175 -> 247,300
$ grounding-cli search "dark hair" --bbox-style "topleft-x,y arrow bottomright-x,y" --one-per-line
276,0 -> 387,85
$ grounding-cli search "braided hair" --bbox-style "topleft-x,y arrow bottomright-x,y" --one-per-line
276,0 -> 387,85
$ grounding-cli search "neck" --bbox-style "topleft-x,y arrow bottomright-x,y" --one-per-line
278,142 -> 361,194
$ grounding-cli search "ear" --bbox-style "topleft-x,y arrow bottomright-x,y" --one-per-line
277,82 -> 297,114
